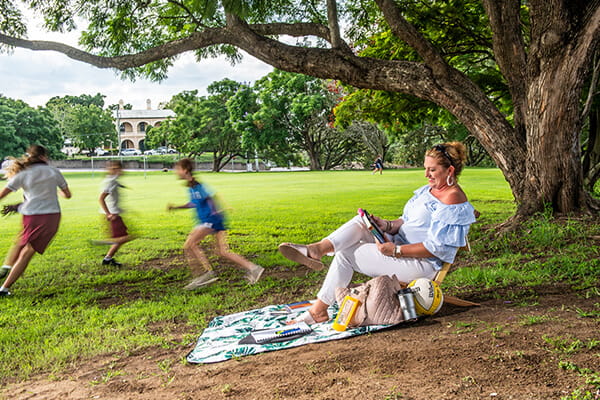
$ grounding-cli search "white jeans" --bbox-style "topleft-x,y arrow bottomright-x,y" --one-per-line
316,216 -> 438,305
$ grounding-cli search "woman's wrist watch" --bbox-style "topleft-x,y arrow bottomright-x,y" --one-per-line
392,245 -> 402,258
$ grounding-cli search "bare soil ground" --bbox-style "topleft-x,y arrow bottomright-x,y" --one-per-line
3,224 -> 600,400
2,279 -> 598,400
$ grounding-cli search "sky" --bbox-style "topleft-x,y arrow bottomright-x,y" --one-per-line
0,12 -> 274,110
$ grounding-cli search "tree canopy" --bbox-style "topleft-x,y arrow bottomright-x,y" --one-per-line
46,94 -> 115,153
0,95 -> 63,160
248,69 -> 366,170
147,81 -> 244,171
1,0 -> 599,219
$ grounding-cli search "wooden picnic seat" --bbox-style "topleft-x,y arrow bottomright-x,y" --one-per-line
434,238 -> 480,307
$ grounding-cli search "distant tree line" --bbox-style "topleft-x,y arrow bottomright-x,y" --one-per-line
1,71 -> 495,171
146,69 -> 494,172
0,93 -> 116,160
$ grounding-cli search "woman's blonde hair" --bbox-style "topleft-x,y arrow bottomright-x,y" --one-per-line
4,145 -> 49,178
425,141 -> 468,176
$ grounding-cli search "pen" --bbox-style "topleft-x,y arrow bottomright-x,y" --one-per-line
275,327 -> 301,335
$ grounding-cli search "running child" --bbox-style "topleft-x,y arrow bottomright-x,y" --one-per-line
0,145 -> 71,297
95,160 -> 133,267
167,158 -> 264,290
372,155 -> 383,175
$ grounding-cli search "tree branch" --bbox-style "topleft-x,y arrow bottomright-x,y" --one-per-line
0,22 -> 330,70
570,1 -> 600,85
326,0 -> 347,51
166,0 -> 206,28
374,0 -> 450,78
481,0 -> 527,104
582,50 -> 600,122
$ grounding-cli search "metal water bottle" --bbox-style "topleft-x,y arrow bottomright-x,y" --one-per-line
397,288 -> 418,321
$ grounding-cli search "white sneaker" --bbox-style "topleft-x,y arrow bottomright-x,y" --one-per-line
245,264 -> 264,284
184,271 -> 218,290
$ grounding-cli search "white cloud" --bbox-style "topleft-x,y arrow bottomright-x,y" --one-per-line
0,9 -> 273,109
0,47 -> 273,108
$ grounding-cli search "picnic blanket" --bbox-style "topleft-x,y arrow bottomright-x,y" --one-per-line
186,301 -> 396,364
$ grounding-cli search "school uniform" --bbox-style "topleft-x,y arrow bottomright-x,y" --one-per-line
100,174 -> 128,238
6,163 -> 68,254
189,182 -> 226,232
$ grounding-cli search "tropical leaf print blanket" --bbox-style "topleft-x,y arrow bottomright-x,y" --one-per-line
186,301 -> 393,364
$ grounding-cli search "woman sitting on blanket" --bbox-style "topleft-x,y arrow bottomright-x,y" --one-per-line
279,142 -> 477,324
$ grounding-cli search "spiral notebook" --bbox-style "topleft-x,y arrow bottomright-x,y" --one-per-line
239,322 -> 313,344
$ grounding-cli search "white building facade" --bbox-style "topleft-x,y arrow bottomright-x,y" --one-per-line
113,99 -> 176,151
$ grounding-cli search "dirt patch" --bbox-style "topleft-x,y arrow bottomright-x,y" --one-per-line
3,286 -> 598,400
93,253 -> 187,307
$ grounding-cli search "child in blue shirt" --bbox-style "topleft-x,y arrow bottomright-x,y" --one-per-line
168,158 -> 264,289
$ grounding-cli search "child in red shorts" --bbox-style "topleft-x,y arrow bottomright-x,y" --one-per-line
0,145 -> 71,297
96,161 -> 133,267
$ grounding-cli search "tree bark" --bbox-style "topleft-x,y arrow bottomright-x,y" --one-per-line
583,106 -> 600,190
516,0 -> 600,215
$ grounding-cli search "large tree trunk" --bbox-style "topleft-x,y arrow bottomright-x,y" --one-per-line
521,63 -> 587,215
484,0 -> 600,216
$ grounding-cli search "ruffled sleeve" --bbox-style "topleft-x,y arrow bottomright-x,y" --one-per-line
423,201 -> 476,263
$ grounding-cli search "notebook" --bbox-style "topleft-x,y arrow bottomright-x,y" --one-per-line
239,322 -> 313,345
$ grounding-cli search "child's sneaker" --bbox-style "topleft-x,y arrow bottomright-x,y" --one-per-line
245,264 -> 264,284
102,258 -> 122,267
184,271 -> 218,290
0,290 -> 12,297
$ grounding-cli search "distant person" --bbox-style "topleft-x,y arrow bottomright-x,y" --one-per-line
92,160 -> 134,267
0,145 -> 71,297
167,158 -> 264,290
372,155 -> 383,175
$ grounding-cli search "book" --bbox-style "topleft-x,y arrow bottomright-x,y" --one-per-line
284,300 -> 313,313
239,322 -> 313,345
357,208 -> 386,243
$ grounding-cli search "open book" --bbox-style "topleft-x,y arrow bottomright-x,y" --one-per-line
239,322 -> 313,345
358,208 -> 386,243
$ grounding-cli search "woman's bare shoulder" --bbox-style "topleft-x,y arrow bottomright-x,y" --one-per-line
442,187 -> 468,205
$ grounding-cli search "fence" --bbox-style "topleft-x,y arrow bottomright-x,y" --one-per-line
50,157 -> 268,176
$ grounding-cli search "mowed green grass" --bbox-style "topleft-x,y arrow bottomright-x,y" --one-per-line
0,168 -> 596,383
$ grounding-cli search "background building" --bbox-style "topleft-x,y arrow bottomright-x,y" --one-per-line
113,99 -> 175,151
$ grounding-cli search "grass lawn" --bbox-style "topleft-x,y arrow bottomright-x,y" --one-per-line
0,168 -> 597,383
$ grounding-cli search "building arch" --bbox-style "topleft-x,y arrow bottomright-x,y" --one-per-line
121,139 -> 135,149
137,121 -> 148,133
120,122 -> 133,133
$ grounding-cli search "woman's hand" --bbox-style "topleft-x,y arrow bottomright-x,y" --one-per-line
370,215 -> 389,232
377,242 -> 396,257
